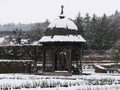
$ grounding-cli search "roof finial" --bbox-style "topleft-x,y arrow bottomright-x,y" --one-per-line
59,5 -> 65,19
61,5 -> 64,15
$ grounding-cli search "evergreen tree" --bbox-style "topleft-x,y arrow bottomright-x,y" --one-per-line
88,14 -> 112,50
74,12 -> 84,36
97,14 -> 110,49
83,13 -> 91,49
28,20 -> 49,42
13,29 -> 22,44
87,14 -> 100,49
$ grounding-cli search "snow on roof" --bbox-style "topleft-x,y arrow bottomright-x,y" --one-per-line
31,41 -> 42,46
21,39 -> 29,44
48,18 -> 78,30
39,35 -> 86,43
0,38 -> 5,43
0,37 -> 9,45
94,64 -> 106,70
0,59 -> 34,62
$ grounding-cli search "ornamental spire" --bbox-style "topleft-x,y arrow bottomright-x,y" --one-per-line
61,5 -> 64,15
59,5 -> 65,19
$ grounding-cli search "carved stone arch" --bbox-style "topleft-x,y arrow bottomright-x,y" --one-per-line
55,48 -> 69,71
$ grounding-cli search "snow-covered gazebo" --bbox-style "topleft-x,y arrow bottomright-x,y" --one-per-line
39,6 -> 86,75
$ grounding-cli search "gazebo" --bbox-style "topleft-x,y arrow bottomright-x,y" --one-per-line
39,6 -> 86,75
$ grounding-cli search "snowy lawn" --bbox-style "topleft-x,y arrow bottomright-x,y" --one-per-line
0,73 -> 119,90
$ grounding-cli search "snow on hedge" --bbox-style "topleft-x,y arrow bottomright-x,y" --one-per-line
0,59 -> 33,62
0,73 -> 119,90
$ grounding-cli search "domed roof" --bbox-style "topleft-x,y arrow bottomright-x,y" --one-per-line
39,5 -> 86,43
48,17 -> 78,30
48,5 -> 77,30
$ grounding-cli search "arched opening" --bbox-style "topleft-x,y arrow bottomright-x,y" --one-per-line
71,48 -> 81,74
55,49 -> 69,71
44,49 -> 53,71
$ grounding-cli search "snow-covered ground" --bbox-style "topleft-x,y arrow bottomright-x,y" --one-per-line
0,72 -> 120,90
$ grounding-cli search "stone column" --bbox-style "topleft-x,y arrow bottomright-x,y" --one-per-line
42,49 -> 46,72
68,48 -> 72,73
80,48 -> 83,73
52,49 -> 55,72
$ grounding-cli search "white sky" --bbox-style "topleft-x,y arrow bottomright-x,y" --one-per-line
0,0 -> 120,24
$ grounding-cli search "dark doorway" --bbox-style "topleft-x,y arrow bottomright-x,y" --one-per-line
55,49 -> 68,71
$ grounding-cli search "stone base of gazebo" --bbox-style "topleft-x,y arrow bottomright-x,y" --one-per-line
42,71 -> 72,76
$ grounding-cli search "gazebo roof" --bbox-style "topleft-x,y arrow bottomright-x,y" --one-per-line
48,17 -> 78,30
39,35 -> 86,43
48,5 -> 77,30
39,5 -> 86,43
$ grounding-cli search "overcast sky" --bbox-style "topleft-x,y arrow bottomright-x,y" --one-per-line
0,0 -> 120,24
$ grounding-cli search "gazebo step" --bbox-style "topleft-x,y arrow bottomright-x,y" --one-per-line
42,71 -> 72,76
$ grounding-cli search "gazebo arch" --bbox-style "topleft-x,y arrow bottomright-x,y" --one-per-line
71,48 -> 82,74
55,48 -> 69,71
